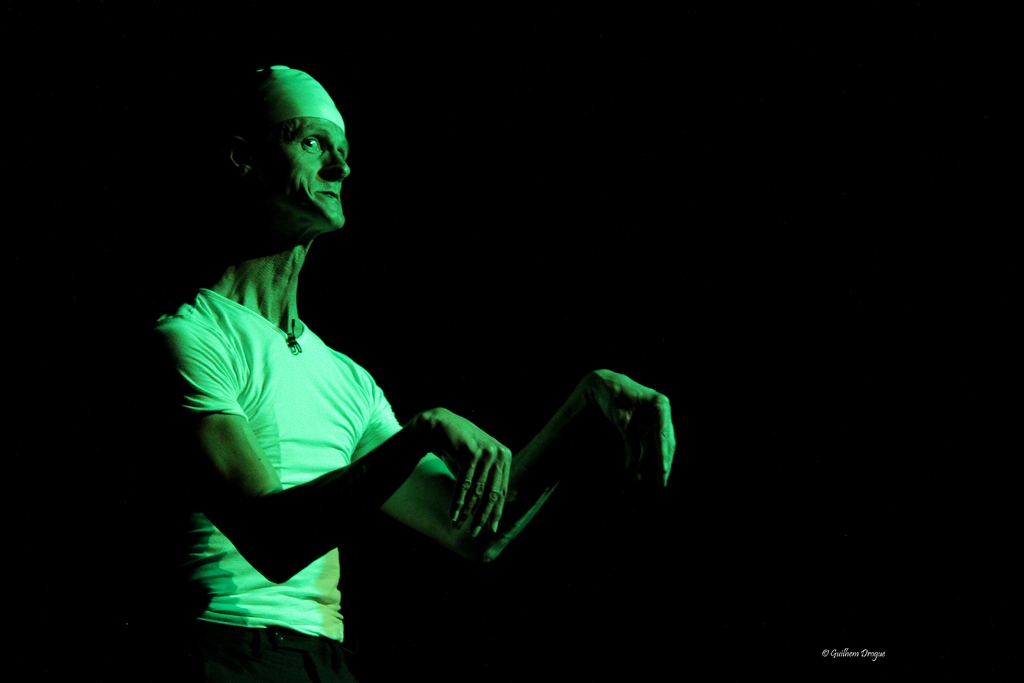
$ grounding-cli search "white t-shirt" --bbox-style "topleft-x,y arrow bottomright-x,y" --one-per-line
154,288 -> 402,641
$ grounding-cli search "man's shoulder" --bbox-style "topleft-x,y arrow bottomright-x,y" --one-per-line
312,342 -> 391,405
321,344 -> 378,381
155,300 -> 197,331
156,294 -> 206,329
152,292 -> 234,355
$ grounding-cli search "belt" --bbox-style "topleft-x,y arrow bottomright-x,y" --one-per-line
195,619 -> 359,655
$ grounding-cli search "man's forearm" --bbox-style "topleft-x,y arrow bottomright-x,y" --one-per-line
205,427 -> 428,583
507,373 -> 594,503
380,369 -> 674,563
480,374 -> 598,561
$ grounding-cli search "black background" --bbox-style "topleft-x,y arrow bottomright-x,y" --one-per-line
3,3 -> 1015,680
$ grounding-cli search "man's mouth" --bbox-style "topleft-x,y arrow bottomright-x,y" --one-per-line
317,191 -> 340,199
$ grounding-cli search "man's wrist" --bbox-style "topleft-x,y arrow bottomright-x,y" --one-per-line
404,407 -> 448,452
572,370 -> 603,417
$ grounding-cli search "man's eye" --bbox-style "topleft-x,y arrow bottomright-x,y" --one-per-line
300,137 -> 322,154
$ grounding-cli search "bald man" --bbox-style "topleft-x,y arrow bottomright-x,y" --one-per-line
152,66 -> 676,682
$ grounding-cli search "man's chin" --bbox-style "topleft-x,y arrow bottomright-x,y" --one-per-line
252,195 -> 341,242
320,212 -> 345,233
302,216 -> 345,242
310,200 -> 345,232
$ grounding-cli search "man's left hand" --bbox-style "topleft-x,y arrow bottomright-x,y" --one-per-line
583,369 -> 676,486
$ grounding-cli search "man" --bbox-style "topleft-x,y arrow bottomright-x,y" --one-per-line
152,65 -> 676,682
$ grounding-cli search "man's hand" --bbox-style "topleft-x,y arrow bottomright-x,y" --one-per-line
583,369 -> 676,486
406,408 -> 512,537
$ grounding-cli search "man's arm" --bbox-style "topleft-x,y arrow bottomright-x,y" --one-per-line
191,408 -> 513,584
380,369 -> 677,562
195,414 -> 428,583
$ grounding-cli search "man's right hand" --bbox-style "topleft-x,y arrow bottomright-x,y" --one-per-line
406,408 -> 512,537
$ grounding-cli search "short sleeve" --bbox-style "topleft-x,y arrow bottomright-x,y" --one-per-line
351,378 -> 403,461
153,314 -> 248,420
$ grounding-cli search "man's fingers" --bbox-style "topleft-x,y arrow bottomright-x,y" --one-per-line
451,444 -> 511,536
488,488 -> 506,534
468,446 -> 496,526
456,448 -> 492,530
491,458 -> 511,533
654,394 -> 675,487
631,393 -> 674,487
464,473 -> 488,530
483,453 -> 512,535
472,462 -> 504,537
450,459 -> 477,525
456,479 -> 482,530
661,403 -> 676,487
639,432 -> 668,484
472,446 -> 512,536
450,476 -> 471,525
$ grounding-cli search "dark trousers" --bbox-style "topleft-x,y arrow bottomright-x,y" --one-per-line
186,620 -> 361,683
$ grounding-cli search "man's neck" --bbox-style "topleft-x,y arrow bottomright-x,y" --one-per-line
210,243 -> 309,335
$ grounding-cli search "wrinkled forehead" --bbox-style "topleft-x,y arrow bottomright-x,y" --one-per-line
253,65 -> 345,134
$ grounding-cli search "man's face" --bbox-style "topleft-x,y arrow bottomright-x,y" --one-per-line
251,116 -> 350,242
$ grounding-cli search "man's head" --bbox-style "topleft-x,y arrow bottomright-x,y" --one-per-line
223,67 -> 350,246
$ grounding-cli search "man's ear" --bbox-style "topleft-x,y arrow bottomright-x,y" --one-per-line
226,136 -> 253,176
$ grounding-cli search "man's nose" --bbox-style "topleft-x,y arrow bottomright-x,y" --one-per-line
320,156 -> 350,182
